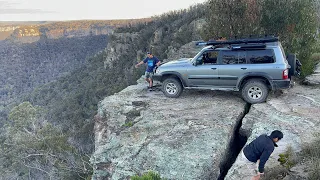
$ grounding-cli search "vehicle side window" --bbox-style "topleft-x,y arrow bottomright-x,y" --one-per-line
197,50 -> 218,65
222,51 -> 246,64
206,51 -> 218,64
247,49 -> 275,64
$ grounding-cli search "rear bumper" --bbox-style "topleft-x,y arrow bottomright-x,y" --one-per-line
272,79 -> 291,90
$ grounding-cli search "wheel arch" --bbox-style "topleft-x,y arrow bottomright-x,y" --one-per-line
238,73 -> 273,90
160,72 -> 187,87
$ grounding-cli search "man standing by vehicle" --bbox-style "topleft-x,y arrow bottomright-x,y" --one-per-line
135,52 -> 160,90
241,130 -> 284,180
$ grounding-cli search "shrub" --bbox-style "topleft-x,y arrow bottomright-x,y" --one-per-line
261,146 -> 297,179
278,146 -> 297,169
203,0 -> 320,77
311,53 -> 320,64
131,171 -> 163,180
301,137 -> 320,179
124,121 -> 134,127
308,159 -> 320,180
301,137 -> 320,159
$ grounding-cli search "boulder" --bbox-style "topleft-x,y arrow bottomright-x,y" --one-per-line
304,63 -> 320,85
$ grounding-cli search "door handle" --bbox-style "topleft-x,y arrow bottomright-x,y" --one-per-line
241,68 -> 247,70
211,68 -> 217,70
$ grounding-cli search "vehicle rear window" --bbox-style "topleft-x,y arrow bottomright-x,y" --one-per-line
222,51 -> 246,64
247,49 -> 275,64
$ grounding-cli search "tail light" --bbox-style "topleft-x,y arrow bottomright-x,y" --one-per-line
283,69 -> 288,79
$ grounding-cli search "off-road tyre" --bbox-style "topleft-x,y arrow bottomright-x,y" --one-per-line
241,79 -> 269,104
162,78 -> 183,98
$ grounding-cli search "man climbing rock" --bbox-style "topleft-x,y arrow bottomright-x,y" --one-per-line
241,130 -> 283,180
135,52 -> 160,91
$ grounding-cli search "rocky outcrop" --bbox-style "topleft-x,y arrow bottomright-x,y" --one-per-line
166,19 -> 205,61
166,41 -> 204,61
92,77 -> 320,180
304,63 -> 320,85
226,84 -> 320,179
103,33 -> 140,69
91,78 -> 247,179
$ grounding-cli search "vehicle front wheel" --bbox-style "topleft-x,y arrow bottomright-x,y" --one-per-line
162,78 -> 183,98
241,79 -> 269,104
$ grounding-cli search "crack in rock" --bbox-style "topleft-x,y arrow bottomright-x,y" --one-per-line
217,103 -> 252,180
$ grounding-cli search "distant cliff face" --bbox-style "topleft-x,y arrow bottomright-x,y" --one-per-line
0,26 -> 20,32
5,25 -> 112,43
0,19 -> 151,43
0,25 -> 20,40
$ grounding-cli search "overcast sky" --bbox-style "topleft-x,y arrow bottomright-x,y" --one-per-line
0,0 -> 207,21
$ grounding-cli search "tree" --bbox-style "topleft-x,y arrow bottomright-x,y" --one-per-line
260,0 -> 319,76
202,0 -> 262,40
0,102 -> 92,179
202,0 -> 319,76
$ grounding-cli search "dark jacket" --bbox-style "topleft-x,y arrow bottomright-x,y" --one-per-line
243,134 -> 277,173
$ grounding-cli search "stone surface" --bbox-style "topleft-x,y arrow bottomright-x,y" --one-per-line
166,41 -> 203,62
282,163 -> 309,180
91,77 -> 246,180
226,84 -> 320,180
304,63 -> 320,85
103,33 -> 139,69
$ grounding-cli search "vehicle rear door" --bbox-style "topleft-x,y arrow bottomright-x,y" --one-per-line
218,51 -> 248,87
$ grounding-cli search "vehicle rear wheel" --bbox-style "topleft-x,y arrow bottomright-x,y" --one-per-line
241,79 -> 269,104
162,78 -> 183,98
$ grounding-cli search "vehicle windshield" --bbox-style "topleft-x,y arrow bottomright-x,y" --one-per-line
192,48 -> 206,62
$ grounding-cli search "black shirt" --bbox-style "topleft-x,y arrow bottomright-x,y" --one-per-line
243,134 -> 277,173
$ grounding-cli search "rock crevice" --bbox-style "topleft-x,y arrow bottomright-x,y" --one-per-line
217,103 -> 252,180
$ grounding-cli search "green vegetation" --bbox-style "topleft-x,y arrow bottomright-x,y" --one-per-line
278,146 -> 297,169
124,121 -> 134,127
262,137 -> 320,180
0,48 -> 138,178
301,137 -> 320,180
131,171 -> 164,180
5,1 -> 320,179
116,4 -> 206,60
0,4 -> 207,178
0,35 -> 108,115
203,0 -> 320,77
0,102 -> 92,179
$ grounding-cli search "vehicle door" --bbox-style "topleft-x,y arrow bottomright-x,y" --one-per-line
247,49 -> 279,79
218,50 -> 248,87
187,50 -> 220,87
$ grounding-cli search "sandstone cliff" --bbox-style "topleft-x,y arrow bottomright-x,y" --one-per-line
0,19 -> 151,43
92,72 -> 320,180
91,78 -> 247,179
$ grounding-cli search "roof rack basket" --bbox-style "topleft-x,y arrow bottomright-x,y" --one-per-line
196,36 -> 279,46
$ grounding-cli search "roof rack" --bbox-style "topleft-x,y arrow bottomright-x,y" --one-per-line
196,36 -> 279,46
231,44 -> 266,50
